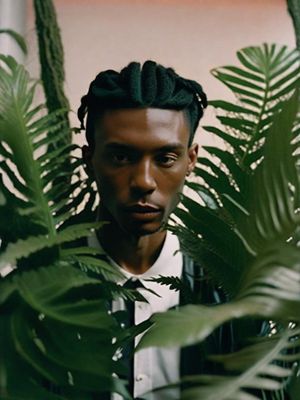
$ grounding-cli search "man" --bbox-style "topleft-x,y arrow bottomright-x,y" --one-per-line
77,60 -> 207,400
78,60 -> 292,400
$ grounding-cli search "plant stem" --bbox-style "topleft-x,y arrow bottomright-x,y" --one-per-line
33,0 -> 71,150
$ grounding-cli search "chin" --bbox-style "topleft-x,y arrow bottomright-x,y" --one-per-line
124,221 -> 164,237
136,227 -> 162,237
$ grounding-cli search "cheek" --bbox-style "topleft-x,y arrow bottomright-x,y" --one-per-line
94,169 -> 128,202
159,169 -> 186,198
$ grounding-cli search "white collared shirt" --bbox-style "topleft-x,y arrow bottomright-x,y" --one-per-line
88,231 -> 183,400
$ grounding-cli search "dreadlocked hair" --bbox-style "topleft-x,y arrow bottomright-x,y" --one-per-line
77,60 -> 207,147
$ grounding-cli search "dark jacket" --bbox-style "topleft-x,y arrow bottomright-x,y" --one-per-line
180,254 -> 290,400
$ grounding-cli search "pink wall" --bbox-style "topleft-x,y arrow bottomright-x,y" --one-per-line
25,0 -> 295,148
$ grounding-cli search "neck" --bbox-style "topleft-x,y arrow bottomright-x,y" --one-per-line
97,207 -> 167,275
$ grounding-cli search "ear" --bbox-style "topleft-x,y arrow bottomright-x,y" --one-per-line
82,145 -> 94,177
187,143 -> 198,176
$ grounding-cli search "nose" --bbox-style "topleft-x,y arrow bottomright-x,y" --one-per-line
130,159 -> 157,194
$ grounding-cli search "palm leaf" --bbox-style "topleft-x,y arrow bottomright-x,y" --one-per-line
204,44 -> 300,175
180,328 -> 300,400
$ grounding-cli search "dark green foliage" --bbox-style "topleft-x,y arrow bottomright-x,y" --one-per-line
0,264 -> 131,399
147,275 -> 187,292
139,44 -> 300,399
2,40 -> 300,399
0,55 -> 133,399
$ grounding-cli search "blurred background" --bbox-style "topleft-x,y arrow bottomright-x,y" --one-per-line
0,0 -> 296,149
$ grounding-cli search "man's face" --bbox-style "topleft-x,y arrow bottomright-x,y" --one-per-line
84,108 -> 198,236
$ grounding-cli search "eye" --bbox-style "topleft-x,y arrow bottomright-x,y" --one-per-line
110,151 -> 132,165
106,150 -> 132,167
156,153 -> 178,167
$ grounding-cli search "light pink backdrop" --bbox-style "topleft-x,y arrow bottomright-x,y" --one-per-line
25,0 -> 295,149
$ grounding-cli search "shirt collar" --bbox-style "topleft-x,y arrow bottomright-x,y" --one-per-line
87,231 -> 183,292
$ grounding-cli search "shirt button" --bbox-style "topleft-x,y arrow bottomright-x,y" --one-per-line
135,373 -> 147,382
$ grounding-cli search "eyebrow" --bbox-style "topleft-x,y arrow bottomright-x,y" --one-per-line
104,142 -> 186,152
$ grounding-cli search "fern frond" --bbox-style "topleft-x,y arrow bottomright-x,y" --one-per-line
70,255 -> 125,282
0,222 -> 104,272
206,44 -> 300,171
181,328 -> 300,400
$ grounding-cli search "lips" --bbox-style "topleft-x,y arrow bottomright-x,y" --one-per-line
126,203 -> 161,212
124,203 -> 162,221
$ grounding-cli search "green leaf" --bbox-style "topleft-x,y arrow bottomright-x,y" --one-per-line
0,222 -> 104,272
137,295 -> 264,351
269,49 -> 300,80
0,262 -> 131,397
236,49 -> 262,74
71,255 -> 125,282
196,158 -> 240,202
146,275 -> 189,293
203,127 -> 245,153
200,146 -> 247,189
184,181 -> 219,209
208,101 -> 259,116
181,328 -> 300,400
0,55 -> 56,235
269,65 -> 300,92
237,245 -> 300,321
218,66 -> 265,83
217,81 -> 264,102
0,314 -> 66,400
171,224 -> 239,295
211,69 -> 264,92
208,44 -> 300,169
237,92 -> 299,253
139,242 -> 300,350
0,160 -> 31,198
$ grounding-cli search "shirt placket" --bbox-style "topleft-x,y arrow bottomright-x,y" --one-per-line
134,294 -> 153,399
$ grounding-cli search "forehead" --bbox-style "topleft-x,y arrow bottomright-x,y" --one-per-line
94,108 -> 190,148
